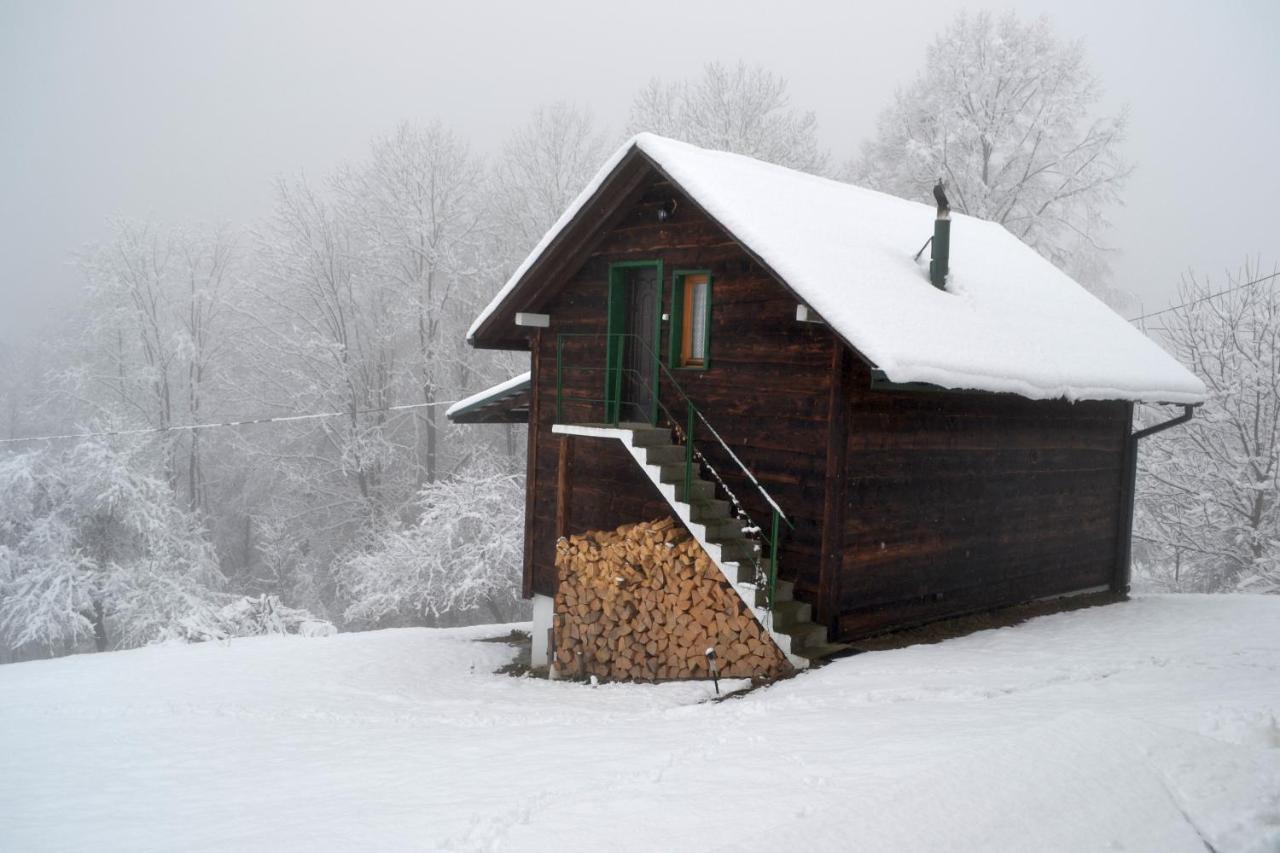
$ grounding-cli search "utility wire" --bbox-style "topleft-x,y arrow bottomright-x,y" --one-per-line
1128,271 -> 1280,324
0,399 -> 462,445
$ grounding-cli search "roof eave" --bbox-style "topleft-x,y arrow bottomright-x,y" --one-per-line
467,145 -> 654,351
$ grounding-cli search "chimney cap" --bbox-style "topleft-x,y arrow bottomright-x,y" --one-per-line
933,180 -> 950,219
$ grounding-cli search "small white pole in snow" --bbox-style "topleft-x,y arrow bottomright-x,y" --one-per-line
705,647 -> 720,695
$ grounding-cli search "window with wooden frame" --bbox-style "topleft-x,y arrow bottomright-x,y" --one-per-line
670,271 -> 712,369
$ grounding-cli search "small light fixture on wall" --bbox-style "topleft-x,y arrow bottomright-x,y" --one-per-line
795,304 -> 824,324
656,198 -> 678,222
515,312 -> 550,328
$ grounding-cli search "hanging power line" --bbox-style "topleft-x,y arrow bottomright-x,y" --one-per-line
1129,271 -> 1280,324
0,399 -> 462,446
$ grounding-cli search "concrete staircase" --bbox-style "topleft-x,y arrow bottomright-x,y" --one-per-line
553,422 -> 848,670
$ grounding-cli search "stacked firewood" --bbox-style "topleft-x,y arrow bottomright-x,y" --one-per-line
552,517 -> 790,681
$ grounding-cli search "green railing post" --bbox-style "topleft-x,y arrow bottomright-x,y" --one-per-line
610,334 -> 625,425
768,509 -> 780,611
684,404 -> 695,501
555,335 -> 564,423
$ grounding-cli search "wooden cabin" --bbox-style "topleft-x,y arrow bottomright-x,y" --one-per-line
451,133 -> 1205,679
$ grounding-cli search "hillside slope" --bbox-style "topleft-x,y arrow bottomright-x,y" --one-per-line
2,595 -> 1278,852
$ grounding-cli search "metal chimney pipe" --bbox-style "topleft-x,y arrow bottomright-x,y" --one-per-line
930,215 -> 950,290
930,180 -> 950,290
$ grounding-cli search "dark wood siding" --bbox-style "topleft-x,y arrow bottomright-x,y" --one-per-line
836,361 -> 1130,639
527,174 -> 832,597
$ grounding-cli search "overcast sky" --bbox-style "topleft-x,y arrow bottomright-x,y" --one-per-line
2,0 -> 1277,342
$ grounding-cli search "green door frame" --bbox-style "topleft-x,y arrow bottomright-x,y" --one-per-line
605,259 -> 664,425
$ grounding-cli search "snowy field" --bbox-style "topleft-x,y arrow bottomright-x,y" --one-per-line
2,595 -> 1278,852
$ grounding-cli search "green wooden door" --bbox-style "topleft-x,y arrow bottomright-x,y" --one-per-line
605,261 -> 663,424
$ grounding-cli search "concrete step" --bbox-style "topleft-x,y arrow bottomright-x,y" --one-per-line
643,444 -> 686,466
657,463 -> 690,484
796,642 -> 854,663
717,540 -> 760,563
701,517 -> 748,542
628,426 -> 673,447
674,479 -> 715,502
730,557 -> 774,586
688,499 -> 731,523
746,579 -> 794,607
732,562 -> 760,585
781,622 -> 827,653
770,599 -> 812,631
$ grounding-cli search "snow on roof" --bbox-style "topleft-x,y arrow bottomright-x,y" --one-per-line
445,371 -> 531,421
469,134 -> 1206,404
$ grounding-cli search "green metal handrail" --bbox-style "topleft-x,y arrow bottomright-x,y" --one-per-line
554,331 -> 792,612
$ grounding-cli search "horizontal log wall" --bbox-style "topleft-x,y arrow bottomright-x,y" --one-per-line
837,363 -> 1130,639
528,174 -> 832,598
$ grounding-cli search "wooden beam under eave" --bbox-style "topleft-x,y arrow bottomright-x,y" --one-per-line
470,152 -> 655,351
521,330 -> 542,599
1111,402 -> 1137,595
555,435 -> 572,540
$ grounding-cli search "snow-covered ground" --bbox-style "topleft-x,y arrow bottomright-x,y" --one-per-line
2,595 -> 1277,852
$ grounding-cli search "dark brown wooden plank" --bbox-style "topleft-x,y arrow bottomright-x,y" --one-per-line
522,330 -> 542,599
555,435 -> 572,540
818,341 -> 848,629
1111,403 -> 1136,593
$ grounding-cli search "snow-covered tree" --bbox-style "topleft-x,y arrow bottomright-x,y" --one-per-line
73,221 -> 238,510
229,123 -> 499,613
627,62 -> 828,174
0,440 -> 225,658
1135,259 -> 1280,593
490,102 -> 612,270
8,117 -> 551,636
240,174 -> 408,535
850,12 -> 1131,303
335,121 -> 491,486
0,339 -> 55,443
339,458 -> 525,628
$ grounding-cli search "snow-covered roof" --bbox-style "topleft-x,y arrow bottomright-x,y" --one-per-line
468,134 -> 1205,404
445,371 -> 531,423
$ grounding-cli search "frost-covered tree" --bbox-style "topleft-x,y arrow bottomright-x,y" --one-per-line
850,12 -> 1130,303
73,221 -> 238,510
0,440 -> 224,658
339,458 -> 525,628
242,174 -> 408,530
7,118 -> 548,635
491,102 -> 612,269
336,121 -> 491,487
0,340 -> 53,442
231,123 -> 499,612
1135,259 -> 1280,594
627,62 -> 828,174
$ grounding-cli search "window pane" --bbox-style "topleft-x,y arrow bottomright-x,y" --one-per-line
689,281 -> 708,360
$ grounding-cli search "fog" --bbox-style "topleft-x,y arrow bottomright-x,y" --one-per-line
2,0 -> 1277,340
